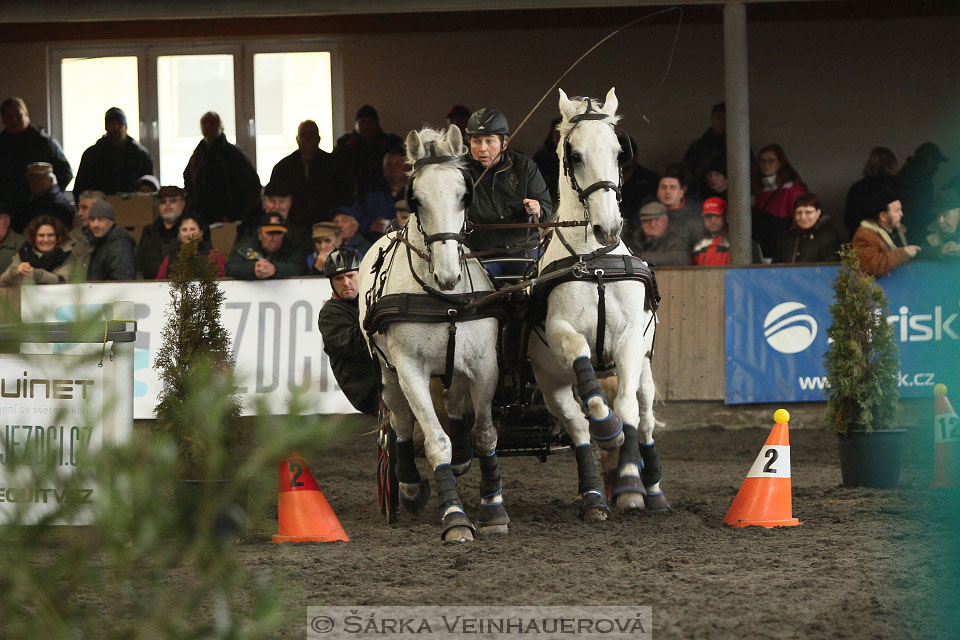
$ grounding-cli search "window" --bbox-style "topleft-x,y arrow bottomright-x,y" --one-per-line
49,42 -> 341,191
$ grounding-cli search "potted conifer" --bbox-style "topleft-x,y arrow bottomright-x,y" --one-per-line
824,244 -> 905,488
152,238 -> 246,536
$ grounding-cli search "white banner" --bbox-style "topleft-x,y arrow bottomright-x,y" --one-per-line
0,354 -> 105,524
20,279 -> 357,418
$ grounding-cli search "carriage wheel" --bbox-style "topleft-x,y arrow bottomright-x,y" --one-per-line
376,409 -> 399,524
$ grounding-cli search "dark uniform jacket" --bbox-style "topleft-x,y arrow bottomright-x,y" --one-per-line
269,149 -> 353,227
86,225 -> 136,281
224,234 -> 306,280
136,218 -> 180,279
183,133 -> 262,224
74,135 -> 154,196
0,123 -> 72,213
317,295 -> 379,416
462,149 -> 553,253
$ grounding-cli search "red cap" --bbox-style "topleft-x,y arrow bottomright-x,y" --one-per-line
702,197 -> 728,216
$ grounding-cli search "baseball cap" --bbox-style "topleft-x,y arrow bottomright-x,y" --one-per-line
702,197 -> 728,216
259,213 -> 287,233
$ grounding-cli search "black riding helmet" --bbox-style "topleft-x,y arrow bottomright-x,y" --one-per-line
465,108 -> 510,136
323,247 -> 361,278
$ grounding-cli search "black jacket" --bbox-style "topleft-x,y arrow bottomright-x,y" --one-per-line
0,123 -> 73,213
773,216 -> 842,264
317,296 -> 379,416
74,135 -> 153,196
462,150 -> 553,253
136,218 -> 180,279
183,133 -> 261,224
333,130 -> 402,199
269,149 -> 354,227
14,184 -> 74,233
86,224 -> 136,281
845,175 -> 898,238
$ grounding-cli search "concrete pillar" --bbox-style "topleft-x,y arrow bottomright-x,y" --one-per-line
724,1 -> 753,265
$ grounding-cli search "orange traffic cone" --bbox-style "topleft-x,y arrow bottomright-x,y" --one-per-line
272,449 -> 349,543
930,384 -> 959,489
724,409 -> 802,528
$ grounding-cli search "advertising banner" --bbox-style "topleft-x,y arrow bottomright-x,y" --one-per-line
20,279 -> 357,418
725,261 -> 960,404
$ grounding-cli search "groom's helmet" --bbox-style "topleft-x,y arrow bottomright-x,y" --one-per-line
323,247 -> 360,278
465,108 -> 510,137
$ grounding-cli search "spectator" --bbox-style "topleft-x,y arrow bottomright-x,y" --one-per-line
618,136 -> 659,236
73,107 -> 153,196
692,197 -> 730,266
236,180 -> 310,250
333,105 -> 403,200
225,213 -> 306,280
269,119 -> 353,229
1,215 -> 82,285
845,146 -> 899,238
156,214 -> 225,279
773,193 -> 841,264
752,143 -> 807,259
0,98 -> 72,217
136,185 -> 186,279
317,247 -> 379,416
898,142 -> 949,238
922,191 -> 960,260
0,207 -> 26,274
183,111 -> 261,225
351,149 -> 410,242
705,157 -> 728,202
446,104 -> 471,137
306,221 -> 341,275
85,199 -> 136,281
653,164 -> 703,249
137,174 -> 160,193
533,117 -> 561,206
462,108 -> 552,277
851,187 -> 920,276
16,162 -> 74,232
69,190 -> 101,266
625,202 -> 691,266
682,101 -> 726,198
331,206 -> 372,258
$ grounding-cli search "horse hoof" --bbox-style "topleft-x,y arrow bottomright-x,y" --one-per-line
643,491 -> 671,514
478,504 -> 510,535
442,526 -> 475,542
451,457 -> 472,478
400,480 -> 430,513
614,492 -> 645,511
479,523 -> 509,535
578,491 -> 610,521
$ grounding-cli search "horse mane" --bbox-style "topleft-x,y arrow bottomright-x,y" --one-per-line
557,96 -> 621,138
405,126 -> 467,171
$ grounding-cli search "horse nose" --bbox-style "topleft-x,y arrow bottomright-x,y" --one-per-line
593,224 -> 617,246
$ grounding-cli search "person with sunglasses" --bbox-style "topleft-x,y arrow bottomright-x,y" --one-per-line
136,185 -> 186,279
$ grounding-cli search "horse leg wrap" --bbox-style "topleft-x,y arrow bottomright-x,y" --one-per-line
575,444 -> 609,518
448,417 -> 474,477
396,439 -> 429,512
573,355 -> 604,407
434,464 -> 474,539
613,424 -> 644,498
573,356 -> 622,449
478,452 -> 509,531
640,441 -> 670,513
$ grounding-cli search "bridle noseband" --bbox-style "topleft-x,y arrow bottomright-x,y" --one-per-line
562,101 -> 624,210
403,154 -> 475,271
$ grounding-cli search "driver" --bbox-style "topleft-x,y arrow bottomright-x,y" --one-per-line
317,247 -> 379,416
461,108 -> 553,278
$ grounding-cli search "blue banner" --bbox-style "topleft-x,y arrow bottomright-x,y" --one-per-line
725,261 -> 960,404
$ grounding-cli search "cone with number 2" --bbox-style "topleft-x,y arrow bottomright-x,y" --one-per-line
724,409 -> 802,528
272,449 -> 349,543
931,384 -> 959,489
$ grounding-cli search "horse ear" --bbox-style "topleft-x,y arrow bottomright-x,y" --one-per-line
405,130 -> 425,164
444,124 -> 464,156
601,87 -> 618,117
558,88 -> 577,122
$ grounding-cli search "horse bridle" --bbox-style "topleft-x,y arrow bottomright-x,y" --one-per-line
561,100 -> 625,209
405,155 -> 474,248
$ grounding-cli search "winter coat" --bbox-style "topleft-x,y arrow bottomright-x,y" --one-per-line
851,219 -> 912,277
136,218 -> 180,279
0,241 -> 82,285
845,175 -> 898,238
752,179 -> 808,258
74,135 -> 153,196
183,133 -> 261,224
462,150 -> 553,253
14,184 -> 75,233
626,229 -> 691,266
86,224 -> 137,281
0,229 -> 26,274
224,234 -> 306,280
269,149 -> 353,227
0,123 -> 72,213
317,295 -> 379,416
773,215 -> 842,264
692,233 -> 731,266
333,130 -> 403,199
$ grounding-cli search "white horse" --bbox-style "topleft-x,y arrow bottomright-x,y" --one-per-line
528,88 -> 668,519
358,125 -> 506,542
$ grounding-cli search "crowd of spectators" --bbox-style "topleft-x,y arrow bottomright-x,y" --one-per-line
0,94 -> 956,286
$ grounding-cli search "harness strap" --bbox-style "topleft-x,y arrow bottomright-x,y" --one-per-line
596,270 -> 606,366
443,321 -> 457,389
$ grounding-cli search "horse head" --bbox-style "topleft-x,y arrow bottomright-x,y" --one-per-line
405,125 -> 472,291
557,87 -> 623,247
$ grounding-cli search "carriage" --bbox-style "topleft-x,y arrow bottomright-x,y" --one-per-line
359,89 -> 667,541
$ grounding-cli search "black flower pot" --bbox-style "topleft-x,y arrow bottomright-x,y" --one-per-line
836,429 -> 906,488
